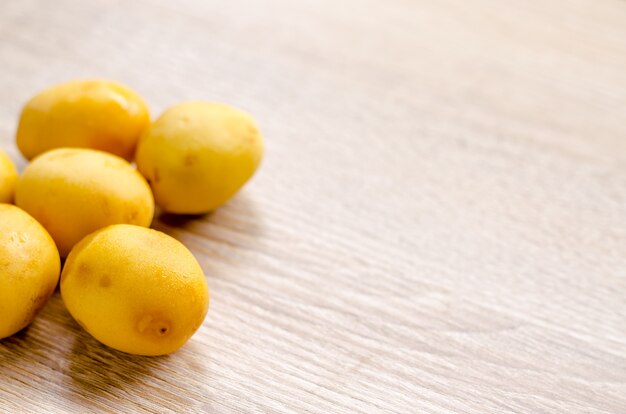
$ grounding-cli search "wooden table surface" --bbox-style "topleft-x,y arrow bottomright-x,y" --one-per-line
1,0 -> 626,412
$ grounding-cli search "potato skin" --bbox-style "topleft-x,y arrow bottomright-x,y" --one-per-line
136,102 -> 264,214
15,148 -> 154,256
0,149 -> 17,204
16,79 -> 150,161
0,204 -> 60,339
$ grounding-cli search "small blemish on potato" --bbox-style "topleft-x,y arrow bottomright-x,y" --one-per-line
136,314 -> 171,337
75,262 -> 92,285
137,314 -> 153,334
183,154 -> 197,166
125,208 -> 139,222
9,232 -> 27,244
99,275 -> 112,288
153,169 -> 160,183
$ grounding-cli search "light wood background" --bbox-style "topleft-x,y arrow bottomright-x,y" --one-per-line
1,0 -> 625,412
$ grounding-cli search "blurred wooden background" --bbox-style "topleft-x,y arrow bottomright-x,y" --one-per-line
1,0 -> 625,412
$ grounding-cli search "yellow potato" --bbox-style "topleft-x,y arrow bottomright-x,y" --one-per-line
136,102 -> 264,214
15,148 -> 154,257
0,204 -> 60,339
61,224 -> 209,356
16,79 -> 150,161
0,148 -> 18,203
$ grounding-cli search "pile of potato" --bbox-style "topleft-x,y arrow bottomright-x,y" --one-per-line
0,80 -> 263,355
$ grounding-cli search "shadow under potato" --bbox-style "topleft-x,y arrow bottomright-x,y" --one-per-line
152,192 -> 264,237
156,210 -> 211,228
0,324 -> 32,349
67,317 -> 168,395
66,317 -> 206,411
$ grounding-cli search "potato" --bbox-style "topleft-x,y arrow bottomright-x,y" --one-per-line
61,224 -> 209,356
136,102 -> 264,214
0,204 -> 60,339
16,79 -> 150,161
15,148 -> 154,256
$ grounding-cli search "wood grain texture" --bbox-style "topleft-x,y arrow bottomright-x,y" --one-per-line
1,0 -> 626,412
